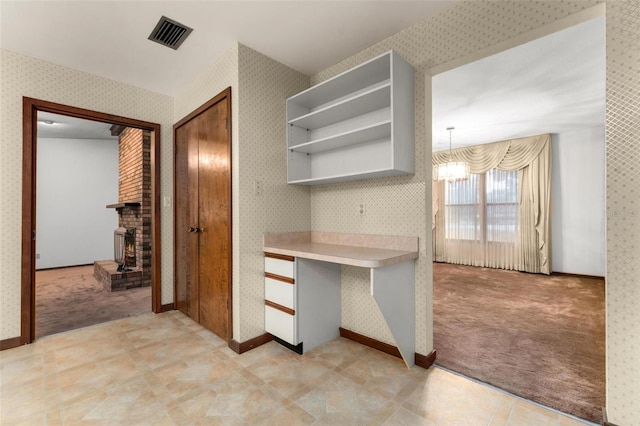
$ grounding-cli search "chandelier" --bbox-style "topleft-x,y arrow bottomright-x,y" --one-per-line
433,127 -> 470,181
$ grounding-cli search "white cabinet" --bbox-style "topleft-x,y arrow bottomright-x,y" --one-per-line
264,253 -> 341,353
287,50 -> 415,185
264,253 -> 299,348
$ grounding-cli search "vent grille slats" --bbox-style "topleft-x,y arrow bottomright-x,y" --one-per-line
148,16 -> 192,50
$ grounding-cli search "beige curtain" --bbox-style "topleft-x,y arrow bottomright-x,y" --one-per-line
432,133 -> 551,274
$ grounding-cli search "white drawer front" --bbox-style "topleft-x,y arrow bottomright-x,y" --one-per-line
265,277 -> 295,310
265,257 -> 295,279
265,305 -> 297,345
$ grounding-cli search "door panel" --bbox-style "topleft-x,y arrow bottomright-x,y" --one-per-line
198,99 -> 230,340
174,90 -> 231,341
176,119 -> 201,322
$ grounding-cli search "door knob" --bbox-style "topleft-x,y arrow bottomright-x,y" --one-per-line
189,226 -> 197,233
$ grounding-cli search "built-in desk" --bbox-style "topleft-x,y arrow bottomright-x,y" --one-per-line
263,231 -> 418,367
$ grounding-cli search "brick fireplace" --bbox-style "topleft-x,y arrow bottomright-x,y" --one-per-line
94,127 -> 152,291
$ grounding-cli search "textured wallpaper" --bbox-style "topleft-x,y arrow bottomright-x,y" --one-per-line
237,44 -> 311,340
0,50 -> 174,338
605,1 -> 640,423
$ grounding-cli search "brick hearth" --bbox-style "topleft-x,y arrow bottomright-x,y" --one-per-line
94,260 -> 143,291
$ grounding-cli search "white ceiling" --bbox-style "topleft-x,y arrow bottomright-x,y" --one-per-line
432,16 -> 605,152
0,0 -> 455,96
5,3 -> 604,148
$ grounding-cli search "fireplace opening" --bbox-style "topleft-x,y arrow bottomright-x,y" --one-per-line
114,227 -> 136,272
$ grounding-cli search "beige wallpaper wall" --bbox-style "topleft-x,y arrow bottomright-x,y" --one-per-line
605,1 -> 640,423
0,49 -> 174,339
236,45 -> 311,340
173,44 -> 310,341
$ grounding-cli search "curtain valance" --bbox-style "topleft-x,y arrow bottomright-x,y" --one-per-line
432,134 -> 550,174
432,133 -> 552,274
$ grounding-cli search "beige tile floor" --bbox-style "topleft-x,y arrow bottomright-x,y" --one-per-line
0,311 -> 591,425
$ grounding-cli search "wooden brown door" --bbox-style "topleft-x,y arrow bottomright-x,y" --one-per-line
174,89 -> 231,341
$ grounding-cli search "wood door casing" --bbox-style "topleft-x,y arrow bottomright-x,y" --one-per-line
174,88 -> 232,341
174,122 -> 189,316
19,97 -> 163,348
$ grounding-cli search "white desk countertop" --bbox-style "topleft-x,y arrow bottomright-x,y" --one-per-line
264,241 -> 417,268
264,232 -> 418,268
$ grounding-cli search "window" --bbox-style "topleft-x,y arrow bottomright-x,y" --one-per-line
445,169 -> 519,243
444,174 -> 480,240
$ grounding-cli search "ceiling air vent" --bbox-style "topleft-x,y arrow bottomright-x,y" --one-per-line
148,16 -> 193,50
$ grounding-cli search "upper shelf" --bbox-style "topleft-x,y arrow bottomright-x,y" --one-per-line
286,50 -> 415,185
288,83 -> 390,130
289,121 -> 391,154
288,54 -> 391,110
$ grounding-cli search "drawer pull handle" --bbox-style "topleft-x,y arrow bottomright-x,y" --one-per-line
265,300 -> 295,316
264,252 -> 295,262
265,272 -> 294,284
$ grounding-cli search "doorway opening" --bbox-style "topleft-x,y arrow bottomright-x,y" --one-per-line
22,98 -> 162,344
429,11 -> 606,424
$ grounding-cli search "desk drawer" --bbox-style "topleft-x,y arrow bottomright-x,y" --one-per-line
265,304 -> 297,345
265,277 -> 295,310
265,255 -> 295,279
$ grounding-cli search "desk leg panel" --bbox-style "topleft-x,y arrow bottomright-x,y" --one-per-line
297,258 -> 342,353
371,261 -> 415,367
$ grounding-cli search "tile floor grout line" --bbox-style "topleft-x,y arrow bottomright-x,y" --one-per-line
486,394 -> 501,426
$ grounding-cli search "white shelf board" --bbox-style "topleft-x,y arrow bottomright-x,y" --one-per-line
289,84 -> 390,130
289,121 -> 391,154
306,80 -> 390,114
288,52 -> 391,109
288,167 -> 412,185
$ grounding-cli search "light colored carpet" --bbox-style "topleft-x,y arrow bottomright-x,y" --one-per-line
35,265 -> 151,339
433,262 -> 605,423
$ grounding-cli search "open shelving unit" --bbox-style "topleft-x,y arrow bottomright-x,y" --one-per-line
286,50 -> 415,185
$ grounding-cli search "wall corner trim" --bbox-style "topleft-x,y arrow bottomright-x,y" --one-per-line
415,350 -> 437,369
229,333 -> 273,354
339,327 -> 402,358
0,336 -> 23,351
159,303 -> 175,313
339,327 -> 436,369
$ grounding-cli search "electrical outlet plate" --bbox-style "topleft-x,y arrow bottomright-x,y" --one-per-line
359,203 -> 366,215
254,180 -> 263,196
